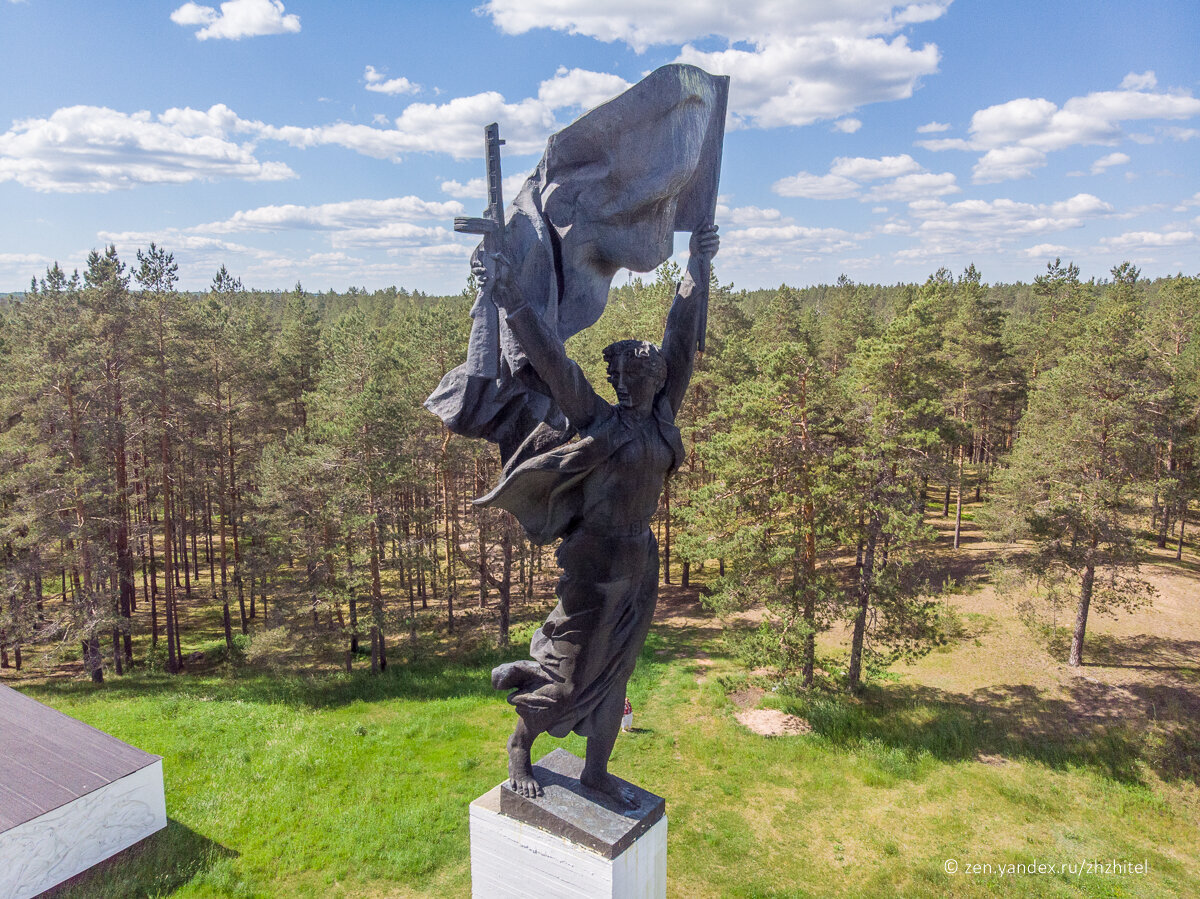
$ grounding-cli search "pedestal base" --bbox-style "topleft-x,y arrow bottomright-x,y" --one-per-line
469,749 -> 667,898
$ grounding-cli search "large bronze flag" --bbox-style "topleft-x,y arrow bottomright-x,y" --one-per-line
425,64 -> 728,464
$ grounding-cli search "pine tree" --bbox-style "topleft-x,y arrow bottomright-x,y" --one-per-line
988,263 -> 1159,666
843,289 -> 953,691
687,303 -> 843,686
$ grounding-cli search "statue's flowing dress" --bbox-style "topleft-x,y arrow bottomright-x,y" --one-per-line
477,281 -> 701,738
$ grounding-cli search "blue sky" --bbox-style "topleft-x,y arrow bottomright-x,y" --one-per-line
1,0 -> 1198,293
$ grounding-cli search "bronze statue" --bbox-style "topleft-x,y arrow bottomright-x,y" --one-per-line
479,225 -> 718,807
424,64 -> 728,809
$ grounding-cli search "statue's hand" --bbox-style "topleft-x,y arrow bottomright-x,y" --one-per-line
485,251 -> 524,310
471,258 -> 489,289
690,224 -> 719,263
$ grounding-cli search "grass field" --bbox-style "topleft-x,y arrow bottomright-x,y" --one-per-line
8,511 -> 1200,898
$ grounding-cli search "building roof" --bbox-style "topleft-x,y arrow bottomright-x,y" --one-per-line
0,683 -> 160,832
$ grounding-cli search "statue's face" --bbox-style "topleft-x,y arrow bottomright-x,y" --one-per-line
607,356 -> 658,414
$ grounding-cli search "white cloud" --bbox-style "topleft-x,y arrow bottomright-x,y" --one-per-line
1176,192 -> 1200,211
99,192 -> 468,254
776,155 -> 955,204
384,93 -> 556,158
0,105 -> 294,192
678,35 -> 940,129
0,252 -> 50,264
250,92 -> 554,161
482,0 -> 951,52
171,0 -> 299,40
250,67 -> 629,165
94,190 -> 479,283
919,77 -> 1200,182
1100,229 -> 1197,251
722,222 -> 858,265
364,66 -> 419,96
537,67 -> 631,110
1091,151 -> 1130,174
725,205 -> 786,226
910,193 -> 1112,239
864,171 -> 959,201
199,196 -> 464,233
833,118 -> 862,133
333,222 -> 463,249
440,173 -> 534,201
1120,71 -> 1157,91
1165,126 -> 1199,141
916,121 -> 950,133
830,154 -> 921,180
1023,243 -> 1068,259
97,230 -> 284,261
972,146 -> 1046,183
483,2 -> 948,129
1,74 -> 591,195
773,171 -> 860,200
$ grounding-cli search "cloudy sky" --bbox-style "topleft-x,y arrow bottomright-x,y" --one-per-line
1,0 -> 1198,293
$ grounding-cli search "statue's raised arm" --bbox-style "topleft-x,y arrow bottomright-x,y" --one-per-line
661,224 -> 720,417
476,254 -> 608,432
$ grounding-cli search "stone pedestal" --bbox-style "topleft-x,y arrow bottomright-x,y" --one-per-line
469,748 -> 667,898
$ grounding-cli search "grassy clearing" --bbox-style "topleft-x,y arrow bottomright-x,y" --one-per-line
10,486 -> 1200,897
16,609 -> 1200,899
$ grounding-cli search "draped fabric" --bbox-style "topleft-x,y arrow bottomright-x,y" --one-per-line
425,64 -> 728,463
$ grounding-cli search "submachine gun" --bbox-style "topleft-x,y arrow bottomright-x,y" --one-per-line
454,123 -> 507,380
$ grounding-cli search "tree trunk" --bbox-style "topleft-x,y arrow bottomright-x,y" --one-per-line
1068,562 -> 1095,667
346,536 -> 359,655
157,353 -> 180,674
1158,443 -> 1174,549
498,519 -> 513,648
369,493 -> 387,673
1177,499 -> 1187,561
228,411 -> 247,634
953,443 -> 965,549
847,504 -> 879,692
113,383 -> 135,666
663,483 -> 672,585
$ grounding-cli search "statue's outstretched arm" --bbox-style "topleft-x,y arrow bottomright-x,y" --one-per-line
482,257 -> 607,431
661,226 -> 720,417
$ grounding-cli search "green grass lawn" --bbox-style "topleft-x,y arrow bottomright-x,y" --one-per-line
17,614 -> 1200,899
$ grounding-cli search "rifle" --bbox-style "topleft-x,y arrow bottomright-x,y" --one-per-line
454,122 -> 507,379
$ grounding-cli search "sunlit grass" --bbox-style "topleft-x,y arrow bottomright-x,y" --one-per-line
19,621 -> 1199,899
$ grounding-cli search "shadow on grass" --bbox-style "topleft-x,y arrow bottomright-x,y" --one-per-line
1081,632 -> 1200,672
21,643 -> 529,711
48,818 -> 236,899
774,674 -> 1200,789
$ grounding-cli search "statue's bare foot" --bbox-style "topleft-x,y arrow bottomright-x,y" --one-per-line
507,732 -> 542,798
579,770 -> 639,810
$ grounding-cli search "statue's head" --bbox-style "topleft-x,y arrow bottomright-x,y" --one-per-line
603,340 -> 666,412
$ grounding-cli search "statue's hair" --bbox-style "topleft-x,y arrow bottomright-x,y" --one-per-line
603,339 -> 667,389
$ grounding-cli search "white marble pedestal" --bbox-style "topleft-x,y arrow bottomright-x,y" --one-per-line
469,749 -> 667,898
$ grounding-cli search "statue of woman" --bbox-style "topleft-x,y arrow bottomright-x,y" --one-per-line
478,225 -> 719,807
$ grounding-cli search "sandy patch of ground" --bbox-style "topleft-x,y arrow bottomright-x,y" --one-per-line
729,685 -> 765,708
735,708 -> 813,736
